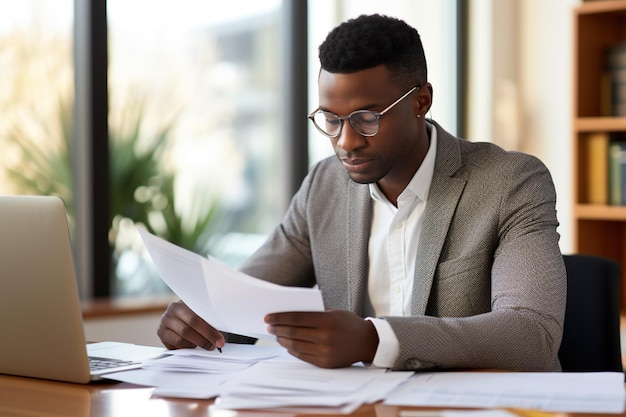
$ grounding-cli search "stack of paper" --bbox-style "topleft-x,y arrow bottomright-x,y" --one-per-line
104,343 -> 289,398
105,345 -> 412,410
214,358 -> 414,414
142,344 -> 285,374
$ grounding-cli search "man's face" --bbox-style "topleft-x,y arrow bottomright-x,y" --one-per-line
317,65 -> 424,187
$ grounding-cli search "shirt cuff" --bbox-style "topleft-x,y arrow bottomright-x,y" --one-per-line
366,317 -> 400,368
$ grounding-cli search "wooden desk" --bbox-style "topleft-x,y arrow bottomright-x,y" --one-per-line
0,373 -> 622,417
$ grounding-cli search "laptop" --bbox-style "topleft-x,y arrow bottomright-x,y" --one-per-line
0,195 -> 164,383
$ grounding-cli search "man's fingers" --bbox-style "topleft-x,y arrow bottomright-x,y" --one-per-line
265,310 -> 378,368
158,301 -> 225,350
158,327 -> 197,350
265,311 -> 324,327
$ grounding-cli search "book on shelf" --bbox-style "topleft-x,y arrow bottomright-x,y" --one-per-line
609,140 -> 626,206
585,132 -> 609,205
604,43 -> 626,117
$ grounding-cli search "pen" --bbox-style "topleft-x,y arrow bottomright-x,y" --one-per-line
217,347 -> 222,353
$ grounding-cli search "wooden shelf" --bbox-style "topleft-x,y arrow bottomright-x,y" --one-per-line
573,1 -> 626,309
575,117 -> 626,132
575,204 -> 626,220
577,0 -> 626,15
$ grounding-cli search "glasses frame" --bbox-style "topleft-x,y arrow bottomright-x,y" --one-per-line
307,85 -> 419,138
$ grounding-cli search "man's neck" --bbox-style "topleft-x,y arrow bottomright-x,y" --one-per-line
376,125 -> 431,207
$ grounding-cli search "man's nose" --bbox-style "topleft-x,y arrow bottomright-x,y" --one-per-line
335,122 -> 366,151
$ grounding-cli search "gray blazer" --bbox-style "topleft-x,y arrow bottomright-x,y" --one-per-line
240,120 -> 565,372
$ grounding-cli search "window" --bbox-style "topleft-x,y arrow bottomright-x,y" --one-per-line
107,0 -> 291,297
0,1 -> 74,218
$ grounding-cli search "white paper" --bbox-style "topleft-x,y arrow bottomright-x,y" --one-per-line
361,370 -> 415,403
221,359 -> 386,393
137,228 -> 324,338
103,345 -> 409,410
103,368 -> 227,399
384,371 -> 626,414
214,358 -> 410,414
142,343 -> 287,373
103,343 -> 289,398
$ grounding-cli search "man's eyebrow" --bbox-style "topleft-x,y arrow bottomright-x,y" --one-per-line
316,102 -> 383,114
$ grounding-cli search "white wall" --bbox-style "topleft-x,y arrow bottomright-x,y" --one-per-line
467,0 -> 580,253
518,0 -> 579,254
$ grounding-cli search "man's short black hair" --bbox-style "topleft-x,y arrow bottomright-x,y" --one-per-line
318,14 -> 427,87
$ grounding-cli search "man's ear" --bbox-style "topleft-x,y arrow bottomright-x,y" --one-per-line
415,82 -> 433,117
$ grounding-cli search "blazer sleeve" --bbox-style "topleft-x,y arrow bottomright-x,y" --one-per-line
239,156 -> 373,312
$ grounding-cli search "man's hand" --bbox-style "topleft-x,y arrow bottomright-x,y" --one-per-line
157,300 -> 225,351
265,309 -> 379,368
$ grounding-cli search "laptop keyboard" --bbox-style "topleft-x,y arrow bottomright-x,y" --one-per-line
89,356 -> 140,372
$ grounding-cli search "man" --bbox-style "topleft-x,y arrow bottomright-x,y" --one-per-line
158,14 -> 565,371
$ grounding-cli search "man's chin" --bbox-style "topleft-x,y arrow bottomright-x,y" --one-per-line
347,172 -> 378,185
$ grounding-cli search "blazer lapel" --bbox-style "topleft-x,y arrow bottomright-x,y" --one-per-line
412,122 -> 467,315
346,179 -> 372,316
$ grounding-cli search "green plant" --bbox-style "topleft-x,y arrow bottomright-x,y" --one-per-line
107,94 -> 221,255
5,97 -> 74,215
4,92 -> 220,293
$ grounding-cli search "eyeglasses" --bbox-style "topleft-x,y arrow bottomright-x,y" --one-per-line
307,85 -> 419,138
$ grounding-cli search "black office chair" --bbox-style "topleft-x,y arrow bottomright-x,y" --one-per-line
558,254 -> 623,373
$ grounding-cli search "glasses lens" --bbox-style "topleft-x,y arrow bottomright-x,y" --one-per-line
312,111 -> 341,136
350,111 -> 380,136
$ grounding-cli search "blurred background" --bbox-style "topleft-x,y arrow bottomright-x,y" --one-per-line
0,0 -> 576,303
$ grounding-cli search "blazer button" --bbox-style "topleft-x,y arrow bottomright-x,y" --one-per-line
404,358 -> 437,370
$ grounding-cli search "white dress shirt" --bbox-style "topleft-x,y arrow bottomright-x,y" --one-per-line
366,123 -> 437,368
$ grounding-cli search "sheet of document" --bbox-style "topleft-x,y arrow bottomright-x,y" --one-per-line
383,371 -> 626,414
168,343 -> 288,361
141,343 -> 288,373
137,228 -> 324,339
103,368 -> 227,399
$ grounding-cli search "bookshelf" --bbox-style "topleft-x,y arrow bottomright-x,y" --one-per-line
573,1 -> 626,308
